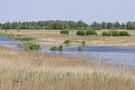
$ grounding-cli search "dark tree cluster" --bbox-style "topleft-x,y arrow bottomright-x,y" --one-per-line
0,20 -> 135,30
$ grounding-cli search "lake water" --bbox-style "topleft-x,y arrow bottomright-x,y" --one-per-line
0,36 -> 135,66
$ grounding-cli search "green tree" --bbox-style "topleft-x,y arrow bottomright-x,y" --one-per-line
107,22 -> 114,30
121,23 -> 126,29
114,21 -> 120,29
126,21 -> 135,30
101,22 -> 107,29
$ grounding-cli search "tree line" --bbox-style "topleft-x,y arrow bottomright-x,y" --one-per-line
0,20 -> 135,30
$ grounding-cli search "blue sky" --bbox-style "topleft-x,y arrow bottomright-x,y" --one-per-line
0,0 -> 135,24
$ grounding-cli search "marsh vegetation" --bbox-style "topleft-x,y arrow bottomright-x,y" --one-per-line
0,29 -> 135,90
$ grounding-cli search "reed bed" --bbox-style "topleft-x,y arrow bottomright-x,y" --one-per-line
0,45 -> 135,90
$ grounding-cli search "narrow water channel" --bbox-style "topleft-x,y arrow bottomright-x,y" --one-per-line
0,36 -> 135,66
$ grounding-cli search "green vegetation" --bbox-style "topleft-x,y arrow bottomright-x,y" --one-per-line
76,29 -> 97,36
76,30 -> 86,36
50,46 -> 57,51
119,31 -> 130,36
18,42 -> 41,51
63,40 -> 71,45
81,41 -> 85,46
60,29 -> 69,35
50,45 -> 63,51
57,45 -> 63,51
1,20 -> 135,30
102,31 -> 111,36
0,32 -> 15,38
78,46 -> 83,51
15,37 -> 36,41
102,31 -> 130,36
86,28 -> 97,35
111,31 -> 119,36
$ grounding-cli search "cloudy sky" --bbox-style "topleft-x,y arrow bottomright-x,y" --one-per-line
0,0 -> 135,24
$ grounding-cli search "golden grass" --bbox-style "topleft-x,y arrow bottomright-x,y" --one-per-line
0,29 -> 135,47
0,29 -> 135,90
0,45 -> 135,90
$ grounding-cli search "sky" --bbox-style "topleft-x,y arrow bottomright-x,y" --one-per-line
0,0 -> 135,24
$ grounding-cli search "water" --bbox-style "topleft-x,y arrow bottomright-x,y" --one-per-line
0,36 -> 135,66
0,36 -> 18,48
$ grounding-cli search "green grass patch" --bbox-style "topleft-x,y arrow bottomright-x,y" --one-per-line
15,37 -> 36,41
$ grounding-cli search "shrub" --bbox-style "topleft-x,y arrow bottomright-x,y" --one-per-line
60,29 -> 69,35
63,40 -> 71,45
57,45 -> 63,51
111,31 -> 119,36
78,46 -> 83,51
119,31 -> 130,36
102,31 -> 111,36
76,30 -> 86,36
86,29 -> 97,36
81,41 -> 85,46
50,46 -> 57,51
18,42 -> 41,51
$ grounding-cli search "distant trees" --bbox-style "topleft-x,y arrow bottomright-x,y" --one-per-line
0,20 -> 135,30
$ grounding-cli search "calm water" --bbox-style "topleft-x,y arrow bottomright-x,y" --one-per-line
0,36 -> 135,65
43,46 -> 135,65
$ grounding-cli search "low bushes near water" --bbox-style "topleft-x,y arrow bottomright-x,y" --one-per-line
63,40 -> 71,45
81,41 -> 85,46
15,37 -> 36,41
18,42 -> 41,51
60,29 -> 69,35
78,46 -> 83,51
50,45 -> 63,51
102,31 -> 130,36
0,32 -> 15,38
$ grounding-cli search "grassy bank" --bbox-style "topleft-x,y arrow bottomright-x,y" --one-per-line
0,29 -> 135,47
0,45 -> 135,90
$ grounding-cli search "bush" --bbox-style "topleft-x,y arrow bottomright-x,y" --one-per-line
18,42 -> 41,51
102,31 -> 111,36
57,45 -> 63,51
78,46 -> 83,51
86,29 -> 97,36
50,46 -> 57,51
50,45 -> 63,51
81,41 -> 85,46
63,40 -> 71,45
60,29 -> 69,35
119,31 -> 130,36
76,30 -> 86,36
110,31 -> 119,36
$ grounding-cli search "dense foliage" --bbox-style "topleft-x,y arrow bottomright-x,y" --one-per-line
86,28 -> 97,35
60,29 -> 69,35
18,42 -> 41,51
102,31 -> 130,36
76,30 -> 86,36
1,20 -> 135,30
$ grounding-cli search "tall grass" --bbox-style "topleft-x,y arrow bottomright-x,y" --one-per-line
0,45 -> 135,90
